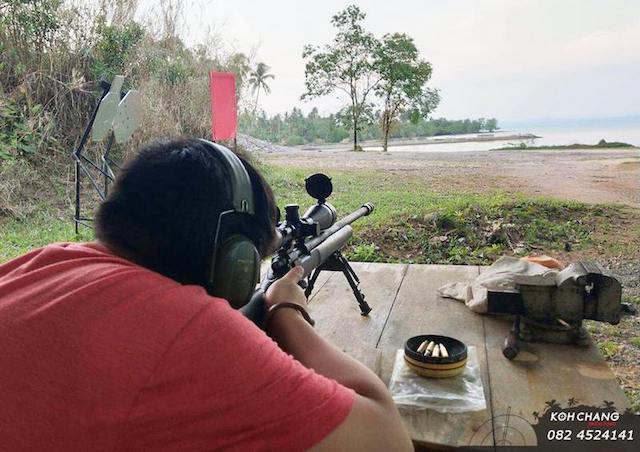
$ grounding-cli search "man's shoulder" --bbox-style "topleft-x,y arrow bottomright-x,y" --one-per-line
1,241 -> 231,322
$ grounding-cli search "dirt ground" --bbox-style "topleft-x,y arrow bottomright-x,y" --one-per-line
259,147 -> 640,207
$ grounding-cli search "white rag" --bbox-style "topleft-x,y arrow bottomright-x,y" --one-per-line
438,256 -> 559,313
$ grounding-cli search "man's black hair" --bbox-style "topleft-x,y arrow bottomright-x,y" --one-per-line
95,138 -> 278,287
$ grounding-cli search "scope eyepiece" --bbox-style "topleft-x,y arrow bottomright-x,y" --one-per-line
284,204 -> 300,223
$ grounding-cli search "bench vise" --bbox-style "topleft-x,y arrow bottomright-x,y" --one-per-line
486,261 -> 622,359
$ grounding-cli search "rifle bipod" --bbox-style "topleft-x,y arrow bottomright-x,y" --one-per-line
304,251 -> 372,316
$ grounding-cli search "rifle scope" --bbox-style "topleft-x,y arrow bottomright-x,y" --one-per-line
268,173 -> 374,280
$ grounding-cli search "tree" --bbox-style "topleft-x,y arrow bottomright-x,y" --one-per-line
484,118 -> 498,132
248,62 -> 274,112
374,33 -> 439,151
302,5 -> 379,151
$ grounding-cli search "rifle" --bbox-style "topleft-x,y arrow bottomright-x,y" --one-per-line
241,173 -> 374,325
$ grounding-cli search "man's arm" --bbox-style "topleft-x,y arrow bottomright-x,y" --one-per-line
265,268 -> 413,451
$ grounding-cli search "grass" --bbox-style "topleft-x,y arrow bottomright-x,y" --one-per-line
588,313 -> 640,414
0,211 -> 93,262
598,340 -> 620,359
258,163 -> 639,265
493,140 -> 636,151
2,162 -> 638,266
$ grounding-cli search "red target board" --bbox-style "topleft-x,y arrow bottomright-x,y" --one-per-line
209,72 -> 237,141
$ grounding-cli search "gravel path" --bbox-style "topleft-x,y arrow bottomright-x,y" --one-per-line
605,259 -> 640,299
238,134 -> 292,154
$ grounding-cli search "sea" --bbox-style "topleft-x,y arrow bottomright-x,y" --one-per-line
380,123 -> 640,153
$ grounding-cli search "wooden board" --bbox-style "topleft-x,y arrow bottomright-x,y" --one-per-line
477,263 -> 630,446
308,262 -> 408,350
309,262 -> 630,449
483,315 -> 630,447
375,264 -> 491,448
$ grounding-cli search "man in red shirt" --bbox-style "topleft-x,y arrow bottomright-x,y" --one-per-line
0,138 -> 411,451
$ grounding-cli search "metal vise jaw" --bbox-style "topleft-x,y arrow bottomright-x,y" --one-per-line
488,261 -> 622,358
554,261 -> 621,325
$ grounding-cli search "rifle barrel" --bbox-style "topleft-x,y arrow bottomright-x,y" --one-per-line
297,226 -> 353,276
303,203 -> 374,252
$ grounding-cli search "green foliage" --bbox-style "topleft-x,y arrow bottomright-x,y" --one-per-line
92,18 -> 144,81
625,295 -> 640,306
225,52 -> 252,98
0,0 -> 62,49
252,163 -> 634,266
375,33 -> 439,150
302,4 -> 380,150
248,62 -> 275,110
0,212 -> 92,262
0,0 -> 271,165
284,134 -> 305,146
350,198 -> 628,265
495,140 -> 635,151
598,340 -> 619,359
0,98 -> 54,162
0,0 -> 63,84
240,109 -> 498,145
485,118 -> 498,132
349,243 -> 382,262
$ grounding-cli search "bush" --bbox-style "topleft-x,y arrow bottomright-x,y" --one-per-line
0,0 -> 266,219
0,98 -> 55,162
285,135 -> 305,146
348,243 -> 382,262
92,19 -> 145,81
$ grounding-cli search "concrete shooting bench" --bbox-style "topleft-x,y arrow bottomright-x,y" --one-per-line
302,263 -> 630,450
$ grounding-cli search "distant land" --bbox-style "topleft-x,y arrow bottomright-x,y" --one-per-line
499,114 -> 640,131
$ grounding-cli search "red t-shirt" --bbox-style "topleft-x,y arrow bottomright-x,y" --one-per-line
0,243 -> 354,451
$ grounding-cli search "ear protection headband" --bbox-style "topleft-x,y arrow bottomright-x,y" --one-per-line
198,139 -> 260,309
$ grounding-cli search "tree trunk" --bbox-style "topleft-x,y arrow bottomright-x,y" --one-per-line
382,110 -> 389,152
382,123 -> 389,152
382,94 -> 393,152
352,111 -> 358,151
254,89 -> 260,114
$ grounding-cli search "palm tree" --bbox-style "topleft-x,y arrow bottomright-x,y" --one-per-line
248,63 -> 275,112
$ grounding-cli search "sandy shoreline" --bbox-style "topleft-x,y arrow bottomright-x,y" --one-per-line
296,132 -> 539,151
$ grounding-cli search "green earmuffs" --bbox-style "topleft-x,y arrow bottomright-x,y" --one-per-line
199,139 -> 260,309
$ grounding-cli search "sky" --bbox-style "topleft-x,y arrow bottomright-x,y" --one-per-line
151,0 -> 640,121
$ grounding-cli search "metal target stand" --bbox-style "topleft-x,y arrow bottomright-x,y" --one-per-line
72,76 -> 140,233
